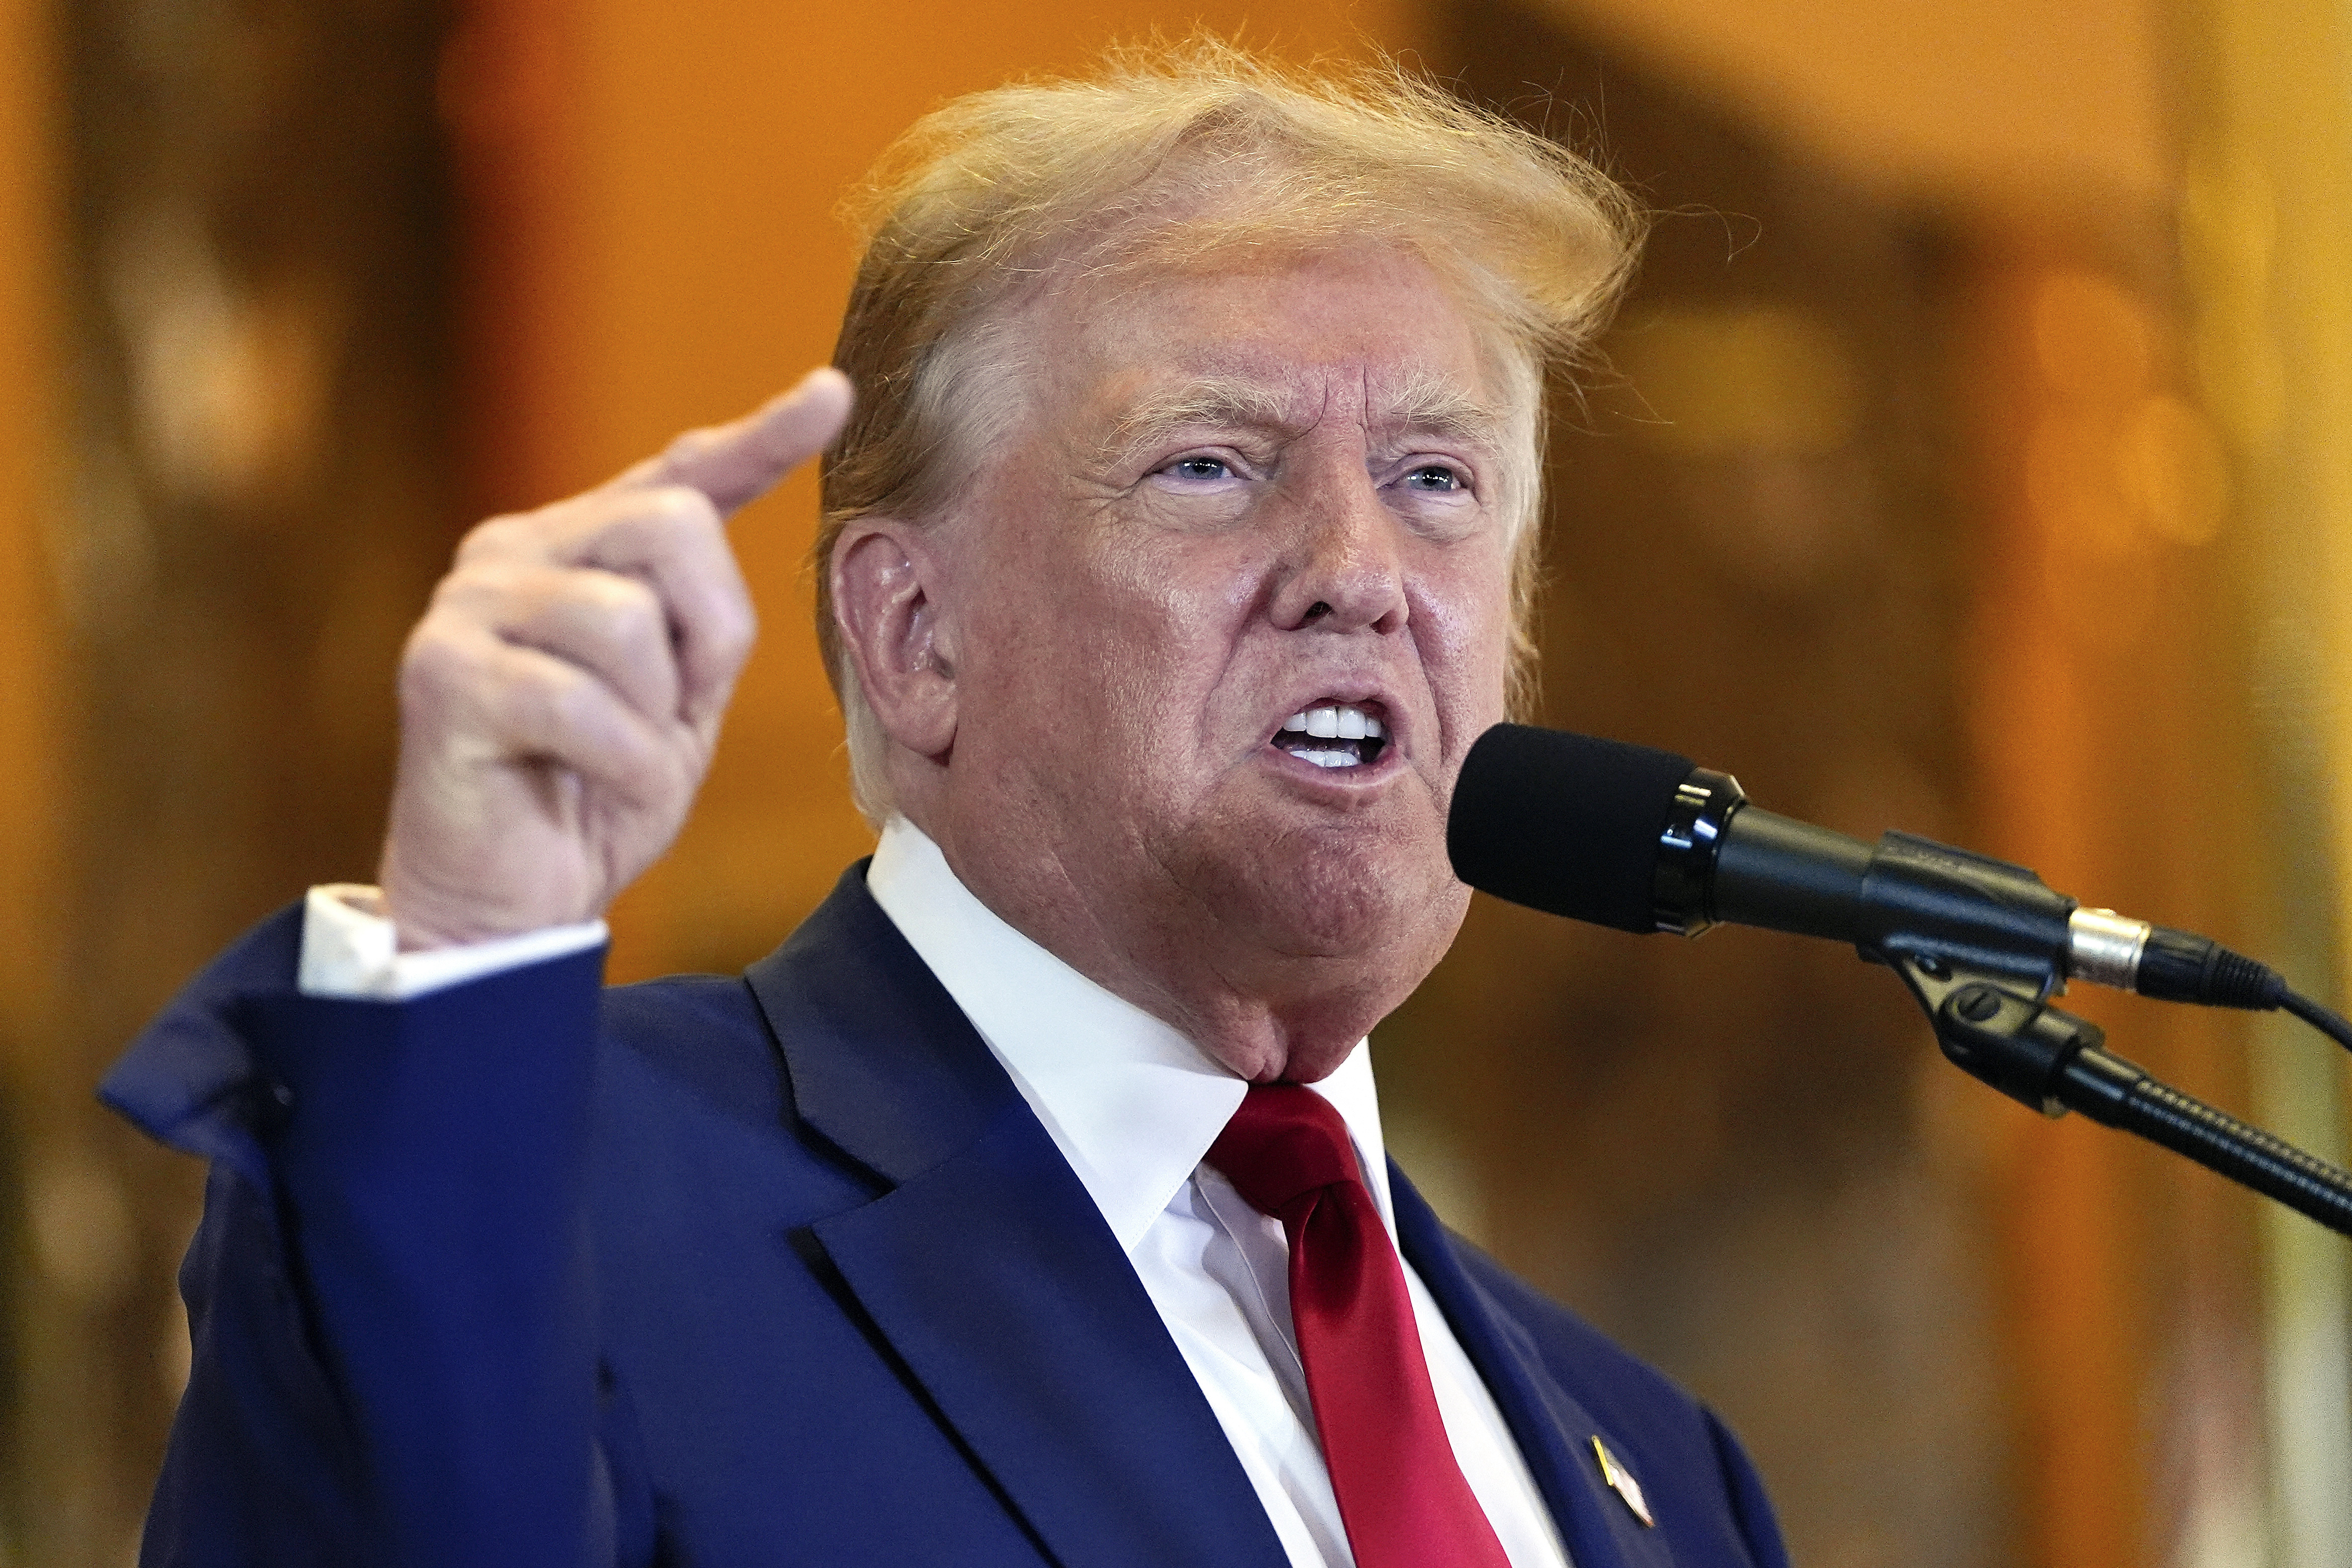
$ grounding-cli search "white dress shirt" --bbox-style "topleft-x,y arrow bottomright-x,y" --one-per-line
865,819 -> 1569,1568
298,822 -> 1570,1568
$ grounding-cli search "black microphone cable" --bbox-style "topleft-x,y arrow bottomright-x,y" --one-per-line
2282,988 -> 2352,1053
2075,910 -> 2352,1051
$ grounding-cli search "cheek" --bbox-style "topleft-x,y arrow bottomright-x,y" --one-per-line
1088,547 -> 1265,745
1067,509 -> 1270,662
1412,549 -> 1515,707
959,516 -> 1251,757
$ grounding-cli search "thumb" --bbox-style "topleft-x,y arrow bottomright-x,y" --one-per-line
607,367 -> 855,518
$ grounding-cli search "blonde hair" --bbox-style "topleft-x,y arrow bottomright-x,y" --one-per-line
815,40 -> 1643,821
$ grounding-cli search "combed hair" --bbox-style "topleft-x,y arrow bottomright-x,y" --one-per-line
815,40 -> 1644,822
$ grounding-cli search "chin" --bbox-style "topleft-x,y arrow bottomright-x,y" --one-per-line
1194,820 -> 1466,968
1272,857 -> 1423,956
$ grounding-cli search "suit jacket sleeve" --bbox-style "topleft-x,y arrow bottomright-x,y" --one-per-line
101,904 -> 654,1568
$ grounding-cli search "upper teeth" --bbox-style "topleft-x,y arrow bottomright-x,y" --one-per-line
1283,705 -> 1385,741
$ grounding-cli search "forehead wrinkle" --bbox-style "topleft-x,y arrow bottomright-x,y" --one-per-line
1097,375 -> 1305,462
1377,368 -> 1505,449
1097,366 -> 1501,466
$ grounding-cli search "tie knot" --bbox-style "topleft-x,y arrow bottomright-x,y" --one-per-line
1208,1083 -> 1364,1218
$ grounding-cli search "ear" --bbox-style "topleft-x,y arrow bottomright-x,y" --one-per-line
830,520 -> 958,760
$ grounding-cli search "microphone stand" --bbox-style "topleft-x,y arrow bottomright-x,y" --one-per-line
1886,950 -> 2352,1237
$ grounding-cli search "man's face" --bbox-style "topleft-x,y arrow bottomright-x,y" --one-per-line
924,246 -> 1519,1073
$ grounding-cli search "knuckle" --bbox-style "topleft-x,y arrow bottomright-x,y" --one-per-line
430,563 -> 549,639
638,484 -> 722,536
398,617 -> 465,682
431,556 -> 515,606
661,426 -> 725,469
454,511 -> 529,564
711,599 -> 758,661
499,660 -> 580,737
580,566 -> 658,615
396,622 -> 487,713
548,671 -> 601,737
574,571 -> 666,648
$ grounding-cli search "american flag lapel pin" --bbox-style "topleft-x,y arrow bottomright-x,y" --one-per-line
1591,1436 -> 1655,1527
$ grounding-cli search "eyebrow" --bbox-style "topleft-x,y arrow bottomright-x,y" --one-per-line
1100,372 -> 1505,460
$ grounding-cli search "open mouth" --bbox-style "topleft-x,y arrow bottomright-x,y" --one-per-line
1273,702 -> 1389,769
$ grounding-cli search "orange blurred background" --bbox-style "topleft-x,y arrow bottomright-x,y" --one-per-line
4,0 -> 2351,1563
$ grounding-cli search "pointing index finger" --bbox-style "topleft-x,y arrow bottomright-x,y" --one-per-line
608,367 -> 855,519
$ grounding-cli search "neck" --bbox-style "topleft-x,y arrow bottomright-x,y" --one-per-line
896,807 -> 1451,1084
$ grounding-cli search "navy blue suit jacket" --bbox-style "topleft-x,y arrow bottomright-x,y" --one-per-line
104,862 -> 1789,1568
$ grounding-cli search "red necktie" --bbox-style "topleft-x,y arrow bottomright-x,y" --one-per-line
1208,1083 -> 1514,1568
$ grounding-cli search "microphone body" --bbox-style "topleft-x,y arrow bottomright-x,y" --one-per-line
1446,725 -> 2352,1241
1448,724 -> 2281,1009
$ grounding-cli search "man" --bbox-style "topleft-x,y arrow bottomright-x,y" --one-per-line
106,45 -> 1790,1568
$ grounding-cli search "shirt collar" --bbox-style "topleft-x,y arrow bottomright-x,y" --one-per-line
865,816 -> 1396,1252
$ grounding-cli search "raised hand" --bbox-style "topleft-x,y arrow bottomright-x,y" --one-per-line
377,368 -> 854,950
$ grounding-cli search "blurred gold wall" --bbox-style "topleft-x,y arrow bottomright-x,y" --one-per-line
0,0 -> 65,1547
1537,0 -> 2170,203
2171,0 -> 2352,1559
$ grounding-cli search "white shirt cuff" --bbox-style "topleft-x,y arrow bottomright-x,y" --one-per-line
298,884 -> 608,1001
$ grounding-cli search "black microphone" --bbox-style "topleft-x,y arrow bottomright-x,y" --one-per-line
1447,723 -> 2283,1010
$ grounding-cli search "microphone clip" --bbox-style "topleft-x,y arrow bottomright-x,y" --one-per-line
1885,951 -> 2101,1119
1856,832 -> 2076,996
1886,948 -> 2352,1237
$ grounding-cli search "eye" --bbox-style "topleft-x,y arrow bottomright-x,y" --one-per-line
1160,455 -> 1234,482
1402,464 -> 1466,493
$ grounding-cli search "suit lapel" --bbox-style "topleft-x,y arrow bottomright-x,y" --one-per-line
745,867 -> 1288,1568
1392,1167 -> 1675,1568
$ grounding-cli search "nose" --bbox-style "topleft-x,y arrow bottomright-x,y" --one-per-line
1268,459 -> 1408,636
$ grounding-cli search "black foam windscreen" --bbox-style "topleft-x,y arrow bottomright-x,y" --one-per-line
1446,723 -> 1698,933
